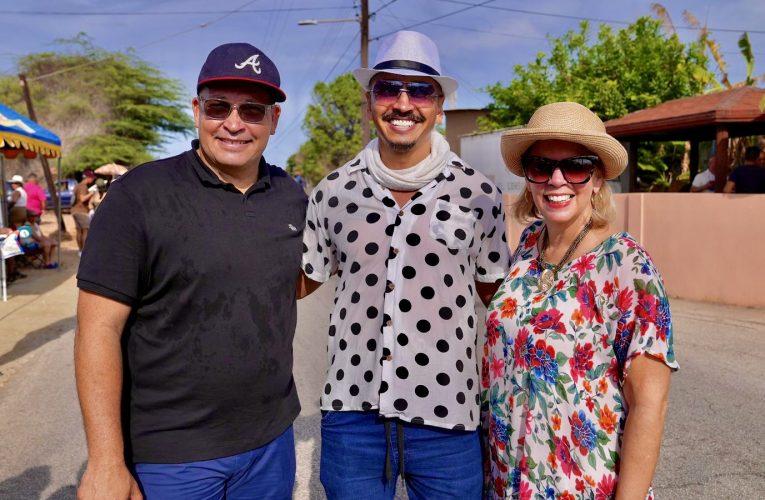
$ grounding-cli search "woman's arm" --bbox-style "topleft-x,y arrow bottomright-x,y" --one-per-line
616,353 -> 672,499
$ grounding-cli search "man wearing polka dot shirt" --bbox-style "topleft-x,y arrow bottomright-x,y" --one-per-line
298,31 -> 510,499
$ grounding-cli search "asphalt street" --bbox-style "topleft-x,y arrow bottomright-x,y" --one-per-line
0,274 -> 763,499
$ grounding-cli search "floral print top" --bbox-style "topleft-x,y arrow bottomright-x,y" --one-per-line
482,221 -> 678,499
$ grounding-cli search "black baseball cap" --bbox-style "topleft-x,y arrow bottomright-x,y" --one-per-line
197,43 -> 286,102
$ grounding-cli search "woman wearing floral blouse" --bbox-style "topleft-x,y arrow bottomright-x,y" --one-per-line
482,102 -> 678,499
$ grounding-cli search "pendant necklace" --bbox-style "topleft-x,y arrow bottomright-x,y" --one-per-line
537,218 -> 593,293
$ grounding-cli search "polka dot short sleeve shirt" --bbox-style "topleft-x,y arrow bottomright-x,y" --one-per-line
302,152 -> 510,430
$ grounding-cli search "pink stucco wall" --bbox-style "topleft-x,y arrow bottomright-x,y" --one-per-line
503,193 -> 765,308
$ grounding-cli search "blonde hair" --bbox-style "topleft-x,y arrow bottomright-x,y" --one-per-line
512,171 -> 615,229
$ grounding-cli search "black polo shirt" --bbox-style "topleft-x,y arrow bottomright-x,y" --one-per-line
77,141 -> 308,463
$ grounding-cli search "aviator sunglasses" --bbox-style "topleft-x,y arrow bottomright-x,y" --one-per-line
199,97 -> 273,124
370,80 -> 442,106
520,155 -> 600,184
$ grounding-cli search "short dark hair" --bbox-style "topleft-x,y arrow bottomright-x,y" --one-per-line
744,146 -> 761,162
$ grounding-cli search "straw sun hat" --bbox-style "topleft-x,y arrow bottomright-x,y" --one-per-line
500,102 -> 628,180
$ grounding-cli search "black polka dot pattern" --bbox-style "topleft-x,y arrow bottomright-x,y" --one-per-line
300,153 -> 510,429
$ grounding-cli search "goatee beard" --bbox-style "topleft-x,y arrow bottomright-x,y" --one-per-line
378,110 -> 425,153
385,138 -> 417,153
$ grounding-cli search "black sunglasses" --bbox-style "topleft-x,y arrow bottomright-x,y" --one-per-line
520,155 -> 600,184
199,97 -> 272,124
370,80 -> 441,106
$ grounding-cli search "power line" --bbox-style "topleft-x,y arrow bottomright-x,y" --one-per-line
0,6 -> 349,16
376,14 -> 546,40
340,49 -> 363,74
322,33 -> 360,83
372,0 -> 496,40
138,0 -> 261,49
270,36 -> 359,153
27,0 -> 262,82
434,0 -> 765,35
371,0 -> 400,16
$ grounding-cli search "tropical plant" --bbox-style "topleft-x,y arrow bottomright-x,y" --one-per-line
0,34 -> 194,175
287,73 -> 369,185
480,17 -> 712,190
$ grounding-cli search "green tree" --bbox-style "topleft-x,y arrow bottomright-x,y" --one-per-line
0,35 -> 194,175
482,17 -> 711,129
287,73 -> 368,184
480,17 -> 712,190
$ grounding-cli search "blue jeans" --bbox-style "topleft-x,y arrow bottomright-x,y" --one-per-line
133,425 -> 295,500
320,411 -> 482,500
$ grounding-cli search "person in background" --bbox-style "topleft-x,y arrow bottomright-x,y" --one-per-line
17,212 -> 58,269
88,178 -> 108,215
690,156 -> 717,193
723,146 -> 765,193
483,102 -> 678,499
292,170 -> 307,191
8,175 -> 28,227
71,169 -> 97,256
75,43 -> 306,499
298,30 -> 509,499
24,173 -> 47,224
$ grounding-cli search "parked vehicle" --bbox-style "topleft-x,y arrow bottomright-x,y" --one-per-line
45,178 -> 77,211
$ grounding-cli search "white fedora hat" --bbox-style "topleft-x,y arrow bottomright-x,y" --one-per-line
353,30 -> 458,97
500,102 -> 628,180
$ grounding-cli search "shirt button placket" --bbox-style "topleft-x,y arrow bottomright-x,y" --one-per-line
380,204 -> 404,412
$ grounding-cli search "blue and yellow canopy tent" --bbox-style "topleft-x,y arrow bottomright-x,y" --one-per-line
0,102 -> 62,301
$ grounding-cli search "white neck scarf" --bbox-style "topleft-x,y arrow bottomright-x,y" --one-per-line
363,131 -> 451,191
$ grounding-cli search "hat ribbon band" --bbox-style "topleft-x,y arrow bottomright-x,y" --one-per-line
373,59 -> 439,76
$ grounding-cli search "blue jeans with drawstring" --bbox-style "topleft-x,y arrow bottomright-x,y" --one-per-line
320,411 -> 482,500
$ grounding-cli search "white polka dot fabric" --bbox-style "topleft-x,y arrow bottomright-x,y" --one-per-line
302,152 -> 510,430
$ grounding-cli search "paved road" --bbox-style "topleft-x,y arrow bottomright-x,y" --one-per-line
0,279 -> 763,499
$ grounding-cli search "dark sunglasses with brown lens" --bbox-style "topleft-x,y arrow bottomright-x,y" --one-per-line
199,97 -> 273,124
520,155 -> 600,184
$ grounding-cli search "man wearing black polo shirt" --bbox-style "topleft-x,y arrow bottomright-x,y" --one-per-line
75,43 -> 307,500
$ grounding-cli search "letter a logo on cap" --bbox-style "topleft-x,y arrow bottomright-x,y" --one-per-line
235,54 -> 262,74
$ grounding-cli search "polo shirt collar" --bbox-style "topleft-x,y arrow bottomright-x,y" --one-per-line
187,139 -> 272,191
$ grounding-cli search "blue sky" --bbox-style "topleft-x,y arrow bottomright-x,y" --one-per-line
1,0 -> 763,168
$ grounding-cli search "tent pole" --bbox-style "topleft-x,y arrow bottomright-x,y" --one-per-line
1,156 -> 6,302
1,252 -> 5,302
57,157 -> 62,270
0,156 -> 7,228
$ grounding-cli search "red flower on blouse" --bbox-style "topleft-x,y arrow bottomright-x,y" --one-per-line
487,310 -> 501,347
595,474 -> 617,500
615,288 -> 633,313
514,327 -> 532,369
531,308 -> 565,335
490,353 -> 504,378
576,280 -> 603,323
571,254 -> 596,278
636,290 -> 658,334
569,342 -> 595,383
554,435 -> 582,478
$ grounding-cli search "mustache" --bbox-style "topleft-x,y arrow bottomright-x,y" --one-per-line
382,111 -> 425,123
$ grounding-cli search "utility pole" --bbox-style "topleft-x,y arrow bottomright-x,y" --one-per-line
299,0 -> 371,146
360,0 -> 370,146
18,74 -> 66,233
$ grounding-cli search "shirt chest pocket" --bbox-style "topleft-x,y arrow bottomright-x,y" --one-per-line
429,199 -> 477,251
